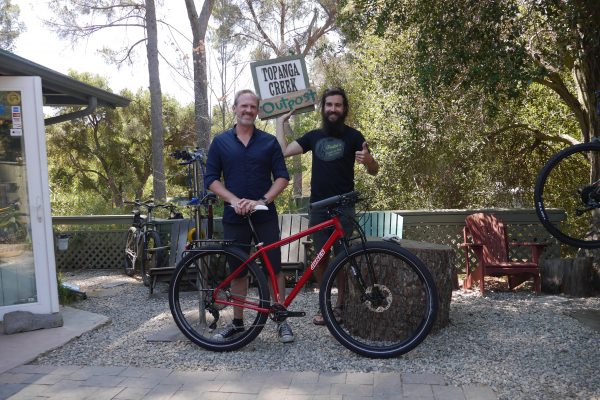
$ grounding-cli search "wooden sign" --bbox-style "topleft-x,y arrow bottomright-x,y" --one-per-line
257,88 -> 317,120
250,55 -> 317,120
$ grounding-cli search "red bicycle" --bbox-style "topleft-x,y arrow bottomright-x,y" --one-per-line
168,191 -> 438,358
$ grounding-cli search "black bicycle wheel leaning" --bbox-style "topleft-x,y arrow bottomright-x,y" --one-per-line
140,230 -> 163,287
168,246 -> 270,351
124,227 -> 140,277
319,241 -> 438,358
534,141 -> 600,248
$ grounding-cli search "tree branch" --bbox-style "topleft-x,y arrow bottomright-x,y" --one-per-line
533,74 -> 589,140
485,123 -> 580,146
244,0 -> 279,54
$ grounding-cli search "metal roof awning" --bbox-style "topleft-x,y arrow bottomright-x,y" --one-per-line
0,49 -> 130,124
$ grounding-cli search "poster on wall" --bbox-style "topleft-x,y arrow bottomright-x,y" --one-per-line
250,55 -> 317,120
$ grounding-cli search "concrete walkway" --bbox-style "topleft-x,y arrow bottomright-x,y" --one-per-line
0,307 -> 498,400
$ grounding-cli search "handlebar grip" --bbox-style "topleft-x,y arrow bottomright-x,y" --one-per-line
309,191 -> 360,210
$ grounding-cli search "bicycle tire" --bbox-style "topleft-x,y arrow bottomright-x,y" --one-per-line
124,227 -> 140,277
319,241 -> 438,358
534,142 -> 600,248
141,230 -> 163,287
168,245 -> 270,352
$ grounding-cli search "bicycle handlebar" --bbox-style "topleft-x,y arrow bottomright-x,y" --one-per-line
170,148 -> 207,165
124,200 -> 178,213
309,191 -> 361,210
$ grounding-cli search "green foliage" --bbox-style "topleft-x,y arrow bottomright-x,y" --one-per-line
47,71 -> 195,215
330,0 -> 599,214
0,0 -> 25,51
313,29 -> 579,211
57,273 -> 79,305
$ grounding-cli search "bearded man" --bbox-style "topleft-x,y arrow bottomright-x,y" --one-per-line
275,87 -> 379,325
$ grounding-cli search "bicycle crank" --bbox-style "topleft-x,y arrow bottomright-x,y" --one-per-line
269,303 -> 306,323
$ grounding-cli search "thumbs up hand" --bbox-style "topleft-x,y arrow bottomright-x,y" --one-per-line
355,141 -> 372,165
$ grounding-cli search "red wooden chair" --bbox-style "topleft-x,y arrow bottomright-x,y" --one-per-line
460,213 -> 547,294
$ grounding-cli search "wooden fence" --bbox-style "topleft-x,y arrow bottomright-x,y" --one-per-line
52,208 -> 565,274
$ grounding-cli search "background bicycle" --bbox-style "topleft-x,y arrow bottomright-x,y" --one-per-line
123,199 -> 171,286
168,191 -> 438,358
535,137 -> 600,249
170,148 -> 218,243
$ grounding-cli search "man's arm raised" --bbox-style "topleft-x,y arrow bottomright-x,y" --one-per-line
276,110 -> 304,158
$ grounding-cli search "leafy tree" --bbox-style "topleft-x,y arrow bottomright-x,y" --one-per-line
314,26 -> 576,211
46,72 -> 195,214
340,0 -> 600,147
46,0 -> 168,201
0,0 -> 25,51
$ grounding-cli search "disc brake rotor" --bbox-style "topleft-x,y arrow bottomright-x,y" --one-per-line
364,284 -> 392,312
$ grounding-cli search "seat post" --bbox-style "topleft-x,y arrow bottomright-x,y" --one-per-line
246,215 -> 261,244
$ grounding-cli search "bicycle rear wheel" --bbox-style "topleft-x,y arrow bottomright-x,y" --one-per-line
141,230 -> 163,287
320,241 -> 438,358
534,142 -> 600,248
124,227 -> 140,277
168,246 -> 270,351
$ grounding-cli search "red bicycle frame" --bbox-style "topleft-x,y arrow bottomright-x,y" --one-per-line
212,214 -> 346,313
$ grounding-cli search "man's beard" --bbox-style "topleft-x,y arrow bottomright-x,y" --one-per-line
322,112 -> 346,137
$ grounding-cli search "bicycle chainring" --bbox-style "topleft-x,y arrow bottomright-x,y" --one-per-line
364,284 -> 392,312
269,303 -> 288,323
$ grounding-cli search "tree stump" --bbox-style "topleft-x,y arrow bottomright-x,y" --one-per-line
540,258 -> 593,297
342,239 -> 453,341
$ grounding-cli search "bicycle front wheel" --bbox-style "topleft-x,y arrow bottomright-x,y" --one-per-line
535,142 -> 600,248
320,241 -> 438,358
168,246 -> 270,352
141,230 -> 163,287
124,227 -> 140,277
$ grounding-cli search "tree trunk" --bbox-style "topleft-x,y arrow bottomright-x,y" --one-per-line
145,0 -> 166,201
291,116 -> 302,197
185,0 -> 214,153
540,257 -> 593,297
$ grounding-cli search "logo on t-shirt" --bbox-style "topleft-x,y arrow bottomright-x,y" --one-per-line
315,137 -> 345,161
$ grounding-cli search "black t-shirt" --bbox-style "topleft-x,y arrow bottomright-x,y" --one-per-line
296,126 -> 365,202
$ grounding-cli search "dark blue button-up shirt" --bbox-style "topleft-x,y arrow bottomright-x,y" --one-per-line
205,126 -> 290,224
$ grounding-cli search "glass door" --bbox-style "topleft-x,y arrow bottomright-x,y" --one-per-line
0,88 -> 35,306
0,77 -> 58,318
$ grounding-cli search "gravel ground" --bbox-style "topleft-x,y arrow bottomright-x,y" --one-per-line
35,269 -> 600,400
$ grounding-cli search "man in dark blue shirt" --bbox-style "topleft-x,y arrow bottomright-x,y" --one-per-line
205,89 -> 293,343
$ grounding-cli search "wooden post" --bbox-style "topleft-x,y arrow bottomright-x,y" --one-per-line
540,257 -> 593,297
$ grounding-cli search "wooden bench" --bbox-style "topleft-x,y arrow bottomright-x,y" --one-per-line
278,213 -> 310,282
360,211 -> 403,238
148,214 -> 311,294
